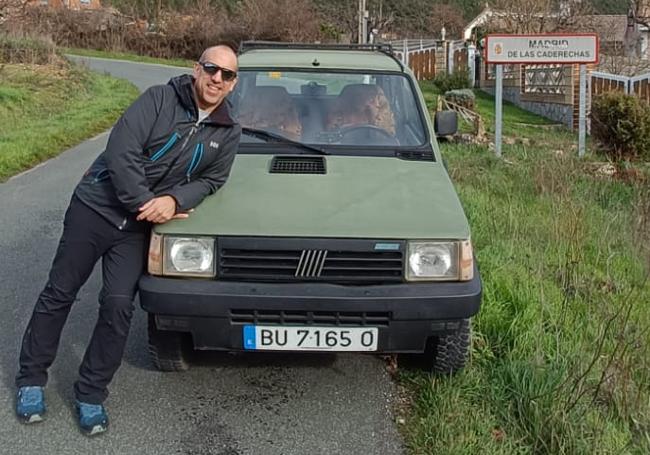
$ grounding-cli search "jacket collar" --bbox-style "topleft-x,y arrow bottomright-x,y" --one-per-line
169,74 -> 236,126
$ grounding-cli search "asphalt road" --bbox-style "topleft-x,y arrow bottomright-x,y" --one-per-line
0,57 -> 404,455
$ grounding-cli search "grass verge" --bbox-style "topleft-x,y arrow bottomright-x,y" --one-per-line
398,84 -> 650,454
0,62 -> 139,181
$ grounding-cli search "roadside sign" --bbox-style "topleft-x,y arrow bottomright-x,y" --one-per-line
485,33 -> 598,158
485,34 -> 599,64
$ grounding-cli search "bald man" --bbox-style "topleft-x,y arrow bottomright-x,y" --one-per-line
15,45 -> 241,435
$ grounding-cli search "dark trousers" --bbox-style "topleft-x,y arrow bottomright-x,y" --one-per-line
16,196 -> 148,404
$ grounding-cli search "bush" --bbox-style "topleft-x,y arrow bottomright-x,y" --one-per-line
0,33 -> 60,65
591,91 -> 650,161
444,88 -> 475,110
433,70 -> 471,93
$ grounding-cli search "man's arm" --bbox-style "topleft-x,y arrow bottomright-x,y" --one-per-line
103,87 -> 164,212
163,125 -> 242,212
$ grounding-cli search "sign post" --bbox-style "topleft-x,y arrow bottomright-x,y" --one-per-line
485,34 -> 599,157
578,64 -> 587,157
495,64 -> 503,158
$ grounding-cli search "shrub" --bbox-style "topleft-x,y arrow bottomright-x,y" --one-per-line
433,70 -> 471,93
444,88 -> 475,110
591,91 -> 650,161
0,33 -> 60,65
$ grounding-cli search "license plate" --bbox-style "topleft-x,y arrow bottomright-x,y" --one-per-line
242,325 -> 378,351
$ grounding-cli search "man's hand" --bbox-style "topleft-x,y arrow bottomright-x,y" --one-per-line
137,196 -> 189,223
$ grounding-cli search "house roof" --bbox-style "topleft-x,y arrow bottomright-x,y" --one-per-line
463,7 -> 638,44
570,15 -> 629,43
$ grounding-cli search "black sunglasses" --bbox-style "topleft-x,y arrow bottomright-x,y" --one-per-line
198,61 -> 237,82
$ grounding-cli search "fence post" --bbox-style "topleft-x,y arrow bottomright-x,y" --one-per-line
468,44 -> 476,87
402,39 -> 408,65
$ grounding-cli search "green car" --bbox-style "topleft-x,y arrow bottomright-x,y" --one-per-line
139,42 -> 481,373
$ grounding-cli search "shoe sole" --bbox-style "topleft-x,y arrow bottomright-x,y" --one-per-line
83,424 -> 107,436
20,413 -> 44,424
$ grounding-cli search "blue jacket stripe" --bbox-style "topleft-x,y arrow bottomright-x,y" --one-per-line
186,143 -> 204,177
150,132 -> 181,161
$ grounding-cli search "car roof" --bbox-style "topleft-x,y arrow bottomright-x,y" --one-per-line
238,49 -> 404,72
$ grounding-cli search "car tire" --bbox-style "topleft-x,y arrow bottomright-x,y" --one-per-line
424,318 -> 471,374
147,313 -> 191,372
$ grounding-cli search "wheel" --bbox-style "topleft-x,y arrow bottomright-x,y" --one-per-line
423,318 -> 472,374
147,313 -> 192,372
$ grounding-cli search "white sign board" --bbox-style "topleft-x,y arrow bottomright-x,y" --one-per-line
485,34 -> 599,64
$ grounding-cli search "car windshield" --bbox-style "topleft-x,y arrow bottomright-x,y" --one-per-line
231,70 -> 428,150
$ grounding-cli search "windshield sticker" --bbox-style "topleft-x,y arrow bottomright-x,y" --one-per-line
374,243 -> 400,251
268,71 -> 282,79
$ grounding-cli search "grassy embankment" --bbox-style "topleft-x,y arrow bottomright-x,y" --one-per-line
0,47 -> 139,181
401,82 -> 650,454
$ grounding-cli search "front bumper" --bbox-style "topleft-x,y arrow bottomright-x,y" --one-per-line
139,269 -> 482,353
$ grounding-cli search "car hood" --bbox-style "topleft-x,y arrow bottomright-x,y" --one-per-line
157,154 -> 470,239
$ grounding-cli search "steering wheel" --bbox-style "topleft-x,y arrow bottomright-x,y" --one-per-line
339,124 -> 399,145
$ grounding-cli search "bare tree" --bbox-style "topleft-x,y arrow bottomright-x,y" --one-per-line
485,0 -> 594,34
235,0 -> 322,42
430,3 -> 466,39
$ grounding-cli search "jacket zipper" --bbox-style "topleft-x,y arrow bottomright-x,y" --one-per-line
186,143 -> 204,183
180,119 -> 204,183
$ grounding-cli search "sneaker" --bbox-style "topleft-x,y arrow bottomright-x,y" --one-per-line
16,386 -> 46,424
75,401 -> 109,436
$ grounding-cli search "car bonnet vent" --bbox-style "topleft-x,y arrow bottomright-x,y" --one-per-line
270,156 -> 326,174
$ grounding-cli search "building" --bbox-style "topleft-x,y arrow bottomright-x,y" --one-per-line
463,1 -> 650,60
28,0 -> 101,10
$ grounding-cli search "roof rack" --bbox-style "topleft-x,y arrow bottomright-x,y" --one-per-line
238,41 -> 404,71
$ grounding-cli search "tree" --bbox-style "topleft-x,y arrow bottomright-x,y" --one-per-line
234,0 -> 321,42
430,3 -> 466,39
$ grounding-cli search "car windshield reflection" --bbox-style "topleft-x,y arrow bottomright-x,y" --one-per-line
232,71 -> 427,149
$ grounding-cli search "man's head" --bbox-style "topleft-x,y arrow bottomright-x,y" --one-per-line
192,45 -> 238,112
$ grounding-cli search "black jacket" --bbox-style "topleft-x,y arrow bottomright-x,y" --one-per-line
75,74 -> 241,231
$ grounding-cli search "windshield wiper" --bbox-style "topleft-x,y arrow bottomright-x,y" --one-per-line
241,127 -> 329,155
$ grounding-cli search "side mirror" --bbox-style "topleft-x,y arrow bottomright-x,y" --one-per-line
434,110 -> 458,137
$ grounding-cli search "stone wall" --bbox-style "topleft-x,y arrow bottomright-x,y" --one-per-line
482,86 -> 573,128
480,63 -> 577,129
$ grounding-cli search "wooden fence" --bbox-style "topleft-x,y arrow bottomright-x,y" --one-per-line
630,75 -> 650,104
591,71 -> 650,104
408,49 -> 436,80
392,39 -> 469,81
453,47 -> 468,74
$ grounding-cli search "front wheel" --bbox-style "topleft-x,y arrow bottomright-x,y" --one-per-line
422,318 -> 472,374
147,314 -> 192,372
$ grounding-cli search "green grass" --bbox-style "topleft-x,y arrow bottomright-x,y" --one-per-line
63,47 -> 192,68
421,81 -> 577,148
0,62 -> 139,181
399,83 -> 650,454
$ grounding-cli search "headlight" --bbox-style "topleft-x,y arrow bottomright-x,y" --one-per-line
163,236 -> 215,277
406,240 -> 474,281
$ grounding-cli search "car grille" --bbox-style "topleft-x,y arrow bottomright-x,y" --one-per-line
230,309 -> 391,327
218,237 -> 404,284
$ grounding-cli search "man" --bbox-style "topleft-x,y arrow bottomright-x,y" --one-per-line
15,44 -> 241,436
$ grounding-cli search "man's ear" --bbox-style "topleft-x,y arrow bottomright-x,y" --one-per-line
227,77 -> 238,93
192,63 -> 201,80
